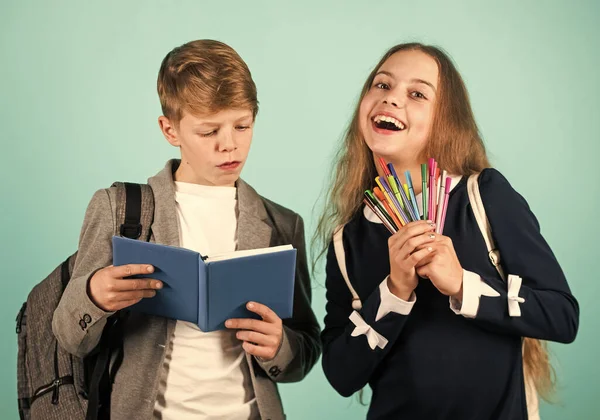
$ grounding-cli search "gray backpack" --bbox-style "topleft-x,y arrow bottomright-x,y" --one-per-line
16,182 -> 154,420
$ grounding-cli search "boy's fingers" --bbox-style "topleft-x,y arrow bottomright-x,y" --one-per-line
121,289 -> 157,301
112,278 -> 163,291
246,302 -> 279,323
103,297 -> 144,312
111,264 -> 154,278
241,342 -> 276,360
225,318 -> 275,334
115,298 -> 143,310
236,330 -> 277,347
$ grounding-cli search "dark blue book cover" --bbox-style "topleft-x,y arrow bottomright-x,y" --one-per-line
112,236 -> 296,332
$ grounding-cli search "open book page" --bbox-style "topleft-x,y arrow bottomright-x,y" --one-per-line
206,244 -> 293,263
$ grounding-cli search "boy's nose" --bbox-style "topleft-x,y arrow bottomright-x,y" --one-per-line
218,133 -> 237,152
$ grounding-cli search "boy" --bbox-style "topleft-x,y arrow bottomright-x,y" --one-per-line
52,39 -> 321,420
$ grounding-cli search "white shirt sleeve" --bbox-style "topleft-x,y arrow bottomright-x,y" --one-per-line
376,276 -> 417,322
348,277 -> 416,351
449,269 -> 501,318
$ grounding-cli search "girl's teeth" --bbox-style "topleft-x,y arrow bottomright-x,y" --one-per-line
374,115 -> 405,130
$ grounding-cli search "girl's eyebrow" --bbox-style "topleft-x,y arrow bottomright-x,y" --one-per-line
375,71 -> 437,93
374,70 -> 395,79
410,78 -> 437,93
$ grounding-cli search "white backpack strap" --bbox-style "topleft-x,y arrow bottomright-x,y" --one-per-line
333,225 -> 363,310
467,173 -> 506,281
467,173 -> 539,416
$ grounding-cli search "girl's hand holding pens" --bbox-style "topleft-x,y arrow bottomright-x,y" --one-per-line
415,235 -> 463,299
388,220 -> 437,301
225,302 -> 283,361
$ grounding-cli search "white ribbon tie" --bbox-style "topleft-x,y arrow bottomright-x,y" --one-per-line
349,311 -> 388,350
507,274 -> 525,317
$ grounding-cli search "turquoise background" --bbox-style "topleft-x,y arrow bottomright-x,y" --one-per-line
1,0 -> 598,418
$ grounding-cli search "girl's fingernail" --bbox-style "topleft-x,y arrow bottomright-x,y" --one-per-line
427,247 -> 433,252
429,234 -> 435,239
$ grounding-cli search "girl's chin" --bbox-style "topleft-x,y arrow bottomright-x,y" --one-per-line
365,137 -> 425,163
366,142 -> 403,160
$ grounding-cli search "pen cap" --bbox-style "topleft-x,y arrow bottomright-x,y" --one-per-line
445,176 -> 452,191
373,187 -> 386,202
376,176 -> 390,191
388,163 -> 399,180
378,157 -> 390,176
428,158 -> 435,175
364,189 -> 379,205
387,175 -> 399,192
421,164 -> 427,181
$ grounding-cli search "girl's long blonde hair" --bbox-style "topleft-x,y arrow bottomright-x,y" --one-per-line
313,42 -> 555,401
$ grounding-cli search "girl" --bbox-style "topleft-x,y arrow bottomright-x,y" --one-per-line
316,43 -> 579,419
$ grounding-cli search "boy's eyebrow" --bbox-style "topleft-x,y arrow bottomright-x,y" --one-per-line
192,117 -> 253,128
193,122 -> 219,128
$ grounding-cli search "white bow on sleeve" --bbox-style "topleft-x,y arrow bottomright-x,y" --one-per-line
349,311 -> 389,350
507,274 -> 525,317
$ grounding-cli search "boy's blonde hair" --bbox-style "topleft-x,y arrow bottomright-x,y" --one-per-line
157,40 -> 258,123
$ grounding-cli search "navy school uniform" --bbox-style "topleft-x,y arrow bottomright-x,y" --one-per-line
321,168 -> 579,420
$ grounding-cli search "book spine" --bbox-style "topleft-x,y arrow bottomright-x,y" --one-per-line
197,257 -> 208,331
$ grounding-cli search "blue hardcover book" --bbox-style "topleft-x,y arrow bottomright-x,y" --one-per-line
112,236 -> 296,332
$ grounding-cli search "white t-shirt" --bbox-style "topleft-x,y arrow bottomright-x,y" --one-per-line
153,182 -> 258,419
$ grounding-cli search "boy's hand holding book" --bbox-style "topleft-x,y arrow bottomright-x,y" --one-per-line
88,264 -> 163,312
226,301 -> 283,361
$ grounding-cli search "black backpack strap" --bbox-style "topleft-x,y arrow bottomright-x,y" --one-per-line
60,258 -> 71,290
85,182 -> 154,420
85,317 -> 120,420
113,182 -> 155,241
121,183 -> 142,239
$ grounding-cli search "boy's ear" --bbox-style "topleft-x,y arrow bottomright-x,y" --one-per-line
158,116 -> 180,147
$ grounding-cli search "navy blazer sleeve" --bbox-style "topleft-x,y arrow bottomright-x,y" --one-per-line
320,239 -> 410,397
467,168 -> 579,343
